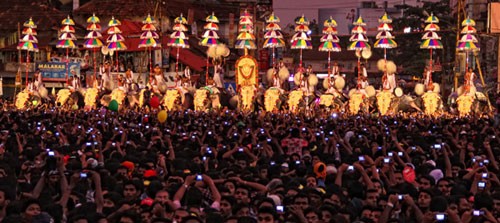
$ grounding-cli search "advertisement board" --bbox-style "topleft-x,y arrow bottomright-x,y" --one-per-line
37,62 -> 80,82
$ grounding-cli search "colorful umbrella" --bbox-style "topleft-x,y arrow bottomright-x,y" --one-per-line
143,14 -> 157,24
349,33 -> 368,42
457,41 -> 479,51
87,13 -> 100,23
21,35 -> 38,43
236,39 -> 257,49
206,12 -> 219,23
291,39 -> 312,49
173,23 -> 188,32
377,23 -> 393,31
320,34 -> 340,42
459,34 -> 478,42
424,23 -> 440,31
353,16 -> 366,26
203,22 -> 219,31
59,32 -> 77,40
22,27 -> 37,35
351,26 -> 367,34
238,24 -> 254,33
107,41 -> 127,51
17,41 -> 39,52
141,23 -> 157,31
379,13 -> 392,23
239,17 -> 253,25
422,31 -> 441,40
57,39 -> 76,48
168,38 -> 189,48
420,39 -> 443,49
86,23 -> 102,31
374,38 -> 397,48
202,30 -> 220,39
461,26 -> 477,34
324,16 -> 338,27
295,15 -> 309,25
85,31 -> 102,39
141,31 -> 160,39
107,34 -> 125,43
236,32 -> 255,40
462,17 -> 476,26
425,13 -> 439,24
23,18 -> 37,28
60,25 -> 75,33
169,14 -> 189,73
264,30 -> 284,39
174,14 -> 188,24
322,26 -> 338,35
319,41 -> 341,52
291,32 -> 312,41
376,31 -> 394,39
263,38 -> 285,48
348,41 -> 370,50
295,24 -> 310,32
457,15 -> 480,77
108,17 -> 121,26
266,12 -> 280,23
84,38 -> 103,48
140,38 -> 161,48
200,37 -> 219,46
265,23 -> 281,31
107,26 -> 122,35
171,31 -> 189,39
61,16 -> 75,25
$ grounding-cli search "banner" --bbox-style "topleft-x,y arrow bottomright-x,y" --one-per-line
37,62 -> 80,82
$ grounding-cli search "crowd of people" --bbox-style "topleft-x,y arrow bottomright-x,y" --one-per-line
0,99 -> 499,223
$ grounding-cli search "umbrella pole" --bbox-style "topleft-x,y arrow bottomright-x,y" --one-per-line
300,48 -> 303,68
272,47 -> 276,68
465,52 -> 469,72
149,47 -> 152,76
357,51 -> 361,90
384,48 -> 387,74
93,48 -> 97,87
328,51 -> 331,76
116,51 -> 119,72
429,48 -> 433,82
175,47 -> 180,73
206,56 -> 209,85
66,48 -> 69,84
25,52 -> 29,87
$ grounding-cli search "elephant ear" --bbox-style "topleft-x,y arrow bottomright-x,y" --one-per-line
278,67 -> 290,82
308,74 -> 318,86
294,72 -> 303,86
266,68 -> 275,84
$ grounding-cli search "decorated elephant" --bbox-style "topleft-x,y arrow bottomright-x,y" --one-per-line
264,66 -> 290,112
455,85 -> 491,116
347,86 -> 375,115
288,69 -> 319,113
320,76 -> 346,111
194,85 -> 221,112
414,83 -> 443,116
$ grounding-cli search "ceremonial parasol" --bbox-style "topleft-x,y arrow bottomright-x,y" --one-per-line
236,9 -> 256,54
420,13 -> 443,76
348,16 -> 370,89
57,16 -> 77,83
457,16 -> 480,77
263,12 -> 285,68
167,14 -> 189,74
319,16 -> 341,76
139,14 -> 160,76
374,12 -> 397,75
290,15 -> 312,68
84,14 -> 103,82
17,18 -> 39,86
200,12 -> 221,82
106,16 -> 127,73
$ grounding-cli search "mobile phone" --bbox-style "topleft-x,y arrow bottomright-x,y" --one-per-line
114,127 -> 118,131
196,174 -> 203,181
112,142 -> 116,146
434,144 -> 442,149
55,132 -> 60,136
202,156 -> 207,161
316,133 -> 320,136
238,148 -> 243,152
270,161 -> 276,166
48,151 -> 55,156
398,152 -> 403,157
145,125 -> 150,129
80,173 -> 87,178
388,152 -> 393,157
208,131 -> 212,135
478,181 -> 486,188
302,128 -> 306,132
329,131 -> 334,136
484,160 -> 490,164
86,142 -> 92,146
276,205 -> 284,213
358,156 -> 365,162
435,213 -> 446,221
473,210 -> 483,216
295,160 -> 301,165
378,146 -> 382,150
347,165 -> 354,171
398,194 -> 403,200
482,173 -> 488,178
358,135 -> 362,138
411,146 -> 416,150
267,138 -> 272,143
191,136 -> 196,139
384,158 -> 390,163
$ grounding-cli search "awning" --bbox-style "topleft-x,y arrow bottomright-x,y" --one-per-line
170,47 -> 206,72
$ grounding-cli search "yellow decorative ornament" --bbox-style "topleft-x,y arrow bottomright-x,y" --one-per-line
376,90 -> 393,116
15,91 -> 30,109
110,88 -> 126,105
163,89 -> 180,111
288,90 -> 304,113
421,92 -> 441,116
348,92 -> 365,115
319,94 -> 334,107
194,89 -> 209,111
56,89 -> 72,106
265,88 -> 281,112
84,88 -> 99,108
138,89 -> 146,108
456,94 -> 474,117
240,86 -> 255,111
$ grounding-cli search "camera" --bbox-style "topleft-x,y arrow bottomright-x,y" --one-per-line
270,161 -> 276,166
398,194 -> 404,200
398,152 -> 403,157
358,156 -> 365,162
267,138 -> 272,143
295,160 -> 301,165
80,172 -> 87,178
434,144 -> 442,149
202,156 -> 207,161
388,152 -> 393,157
358,135 -> 362,139
48,151 -> 55,156
482,173 -> 488,178
238,148 -> 244,152
55,132 -> 60,136
316,133 -> 321,136
473,210 -> 484,216
478,181 -> 486,188
329,131 -> 334,136
86,142 -> 92,146
112,142 -> 116,146
196,174 -> 203,181
208,131 -> 212,135
276,205 -> 284,213
411,146 -> 416,150
347,165 -> 354,171
435,213 -> 446,221
384,158 -> 390,163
